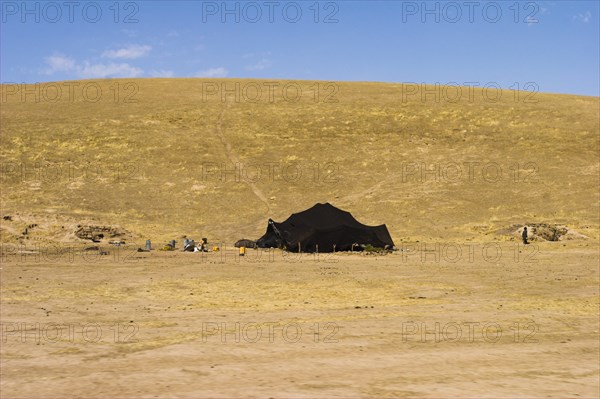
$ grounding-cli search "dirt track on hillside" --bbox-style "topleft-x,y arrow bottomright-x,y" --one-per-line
1,242 -> 598,398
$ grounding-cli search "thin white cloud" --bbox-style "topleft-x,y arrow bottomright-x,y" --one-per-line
43,55 -> 142,78
77,61 -> 143,78
149,69 -> 175,78
167,30 -> 180,37
121,29 -> 138,38
102,44 -> 152,60
573,11 -> 592,23
245,58 -> 272,71
43,54 -> 76,74
195,67 -> 229,78
526,15 -> 538,26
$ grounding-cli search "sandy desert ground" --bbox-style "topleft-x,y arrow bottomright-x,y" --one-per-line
1,241 -> 598,398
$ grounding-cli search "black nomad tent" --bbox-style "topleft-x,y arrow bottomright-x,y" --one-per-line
255,203 -> 394,253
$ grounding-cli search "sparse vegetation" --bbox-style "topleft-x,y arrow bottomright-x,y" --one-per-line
0,79 -> 598,398
1,79 -> 598,246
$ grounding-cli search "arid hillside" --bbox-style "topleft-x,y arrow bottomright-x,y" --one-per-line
1,79 -> 598,246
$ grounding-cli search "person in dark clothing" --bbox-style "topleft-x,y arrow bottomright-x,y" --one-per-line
522,226 -> 528,244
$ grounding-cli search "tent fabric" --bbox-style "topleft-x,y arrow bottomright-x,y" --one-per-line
256,203 -> 394,252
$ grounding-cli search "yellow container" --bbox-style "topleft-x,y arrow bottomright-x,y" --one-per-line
239,247 -> 246,256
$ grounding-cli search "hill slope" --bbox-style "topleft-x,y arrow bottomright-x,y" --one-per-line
1,79 -> 598,246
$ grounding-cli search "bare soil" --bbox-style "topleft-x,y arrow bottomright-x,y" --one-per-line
1,242 -> 598,398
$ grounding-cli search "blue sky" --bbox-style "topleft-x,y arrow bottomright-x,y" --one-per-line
1,1 -> 598,96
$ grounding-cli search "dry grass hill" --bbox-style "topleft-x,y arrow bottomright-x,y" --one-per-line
1,79 -> 599,399
1,79 -> 598,248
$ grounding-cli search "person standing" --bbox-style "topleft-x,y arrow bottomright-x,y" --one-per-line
522,226 -> 529,245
